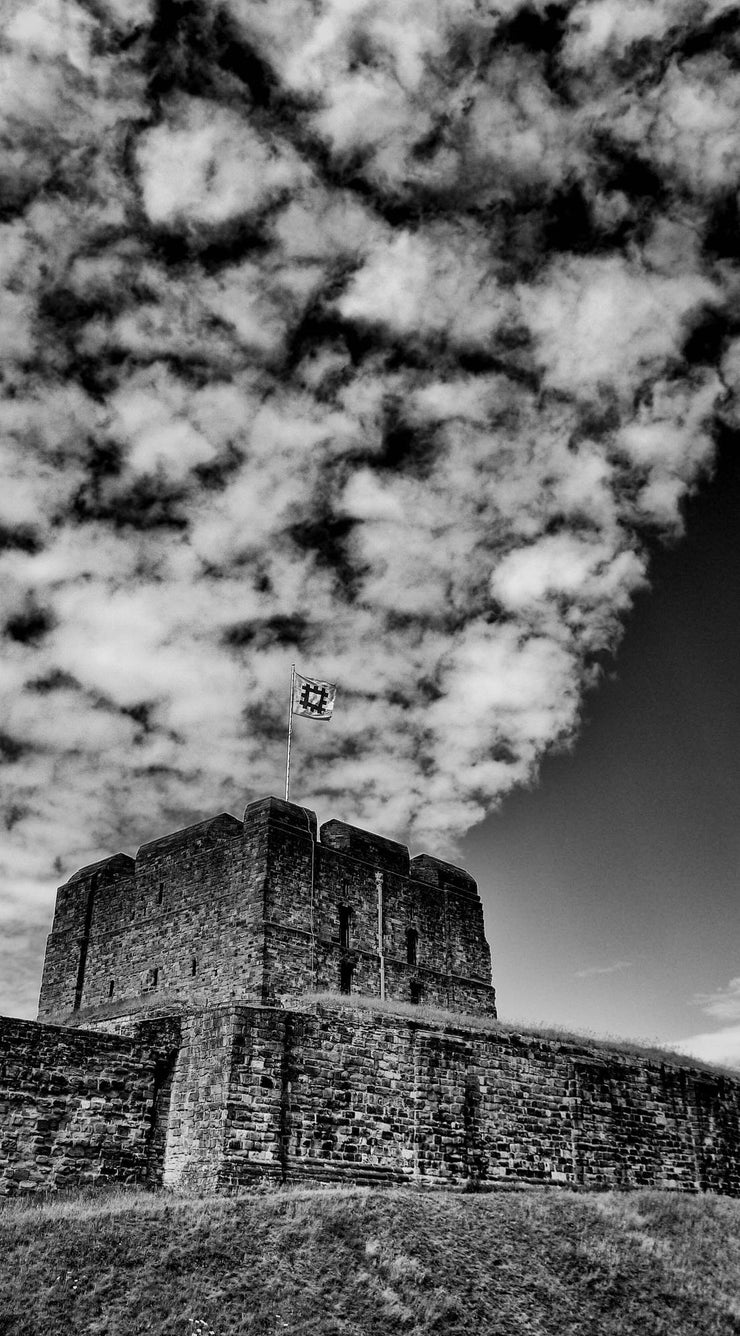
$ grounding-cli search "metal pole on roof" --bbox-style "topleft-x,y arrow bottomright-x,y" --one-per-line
285,663 -> 295,802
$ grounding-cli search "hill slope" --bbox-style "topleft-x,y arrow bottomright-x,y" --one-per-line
1,1186 -> 740,1336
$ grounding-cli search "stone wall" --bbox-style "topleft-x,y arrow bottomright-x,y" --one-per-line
211,1004 -> 740,1195
263,815 -> 496,1014
37,814 -> 270,1023
3,1002 -> 740,1198
37,797 -> 496,1027
0,1017 -> 175,1196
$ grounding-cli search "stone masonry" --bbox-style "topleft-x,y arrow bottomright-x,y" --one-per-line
0,1015 -> 177,1196
167,1002 -> 740,1196
37,796 -> 496,1025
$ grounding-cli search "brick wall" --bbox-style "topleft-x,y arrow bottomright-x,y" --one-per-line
215,1004 -> 740,1195
0,1017 -> 173,1196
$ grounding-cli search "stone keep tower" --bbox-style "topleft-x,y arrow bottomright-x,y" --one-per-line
38,796 -> 496,1025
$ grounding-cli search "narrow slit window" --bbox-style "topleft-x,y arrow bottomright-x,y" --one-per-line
409,979 -> 423,1005
191,957 -> 197,977
339,905 -> 351,949
340,960 -> 353,995
157,882 -> 164,906
108,979 -> 115,998
406,927 -> 418,967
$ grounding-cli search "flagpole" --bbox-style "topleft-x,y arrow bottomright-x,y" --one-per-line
285,663 -> 295,802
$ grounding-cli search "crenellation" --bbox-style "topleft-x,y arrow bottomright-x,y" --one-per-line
409,853 -> 477,897
320,819 -> 410,876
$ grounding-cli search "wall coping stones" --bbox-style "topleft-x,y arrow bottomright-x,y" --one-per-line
409,854 -> 478,898
243,796 -> 318,841
136,813 -> 242,866
0,1014 -> 149,1054
319,820 -> 410,875
66,852 -> 136,887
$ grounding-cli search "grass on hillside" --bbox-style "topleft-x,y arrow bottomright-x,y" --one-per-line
1,1185 -> 740,1336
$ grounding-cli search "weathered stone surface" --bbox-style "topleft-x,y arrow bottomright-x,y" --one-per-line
214,1005 -> 740,1195
0,1017 -> 174,1196
4,1002 -> 740,1197
37,798 -> 496,1025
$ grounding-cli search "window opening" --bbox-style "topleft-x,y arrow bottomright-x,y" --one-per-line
338,905 -> 351,949
191,957 -> 197,976
143,966 -> 159,991
340,960 -> 353,995
409,979 -> 423,1005
157,882 -> 164,905
406,927 -> 418,966
108,979 -> 115,998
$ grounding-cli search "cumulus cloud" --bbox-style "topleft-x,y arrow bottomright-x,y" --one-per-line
693,977 -> 740,1022
136,96 -> 311,228
674,979 -> 740,1070
2,0 -> 740,1014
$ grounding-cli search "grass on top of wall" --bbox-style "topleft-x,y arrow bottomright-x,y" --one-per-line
1,1184 -> 740,1336
283,990 -> 739,1078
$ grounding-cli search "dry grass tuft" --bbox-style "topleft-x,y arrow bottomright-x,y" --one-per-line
282,990 -> 740,1076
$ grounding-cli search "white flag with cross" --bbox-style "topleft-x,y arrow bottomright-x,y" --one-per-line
284,665 -> 339,802
291,672 -> 337,720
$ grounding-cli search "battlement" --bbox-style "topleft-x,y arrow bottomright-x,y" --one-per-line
320,819 -> 410,876
136,812 -> 243,866
37,797 -> 496,1026
409,854 -> 478,898
244,795 -> 318,840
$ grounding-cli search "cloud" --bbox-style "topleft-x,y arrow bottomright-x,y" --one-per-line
674,1026 -> 740,1071
136,96 -> 311,229
520,256 -> 717,395
0,920 -> 47,1019
574,961 -> 633,979
1,0 -> 740,1017
694,977 -> 740,1022
336,227 -> 517,346
673,979 -> 740,1071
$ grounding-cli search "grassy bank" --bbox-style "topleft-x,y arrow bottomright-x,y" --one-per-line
285,992 -> 737,1071
1,1186 -> 740,1335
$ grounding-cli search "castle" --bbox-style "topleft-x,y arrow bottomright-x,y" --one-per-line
37,796 -> 496,1025
2,795 -> 740,1197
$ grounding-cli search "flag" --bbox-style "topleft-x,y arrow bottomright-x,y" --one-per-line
292,672 -> 337,720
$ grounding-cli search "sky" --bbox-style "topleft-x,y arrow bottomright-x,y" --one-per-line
464,431 -> 740,1062
1,0 -> 739,1064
